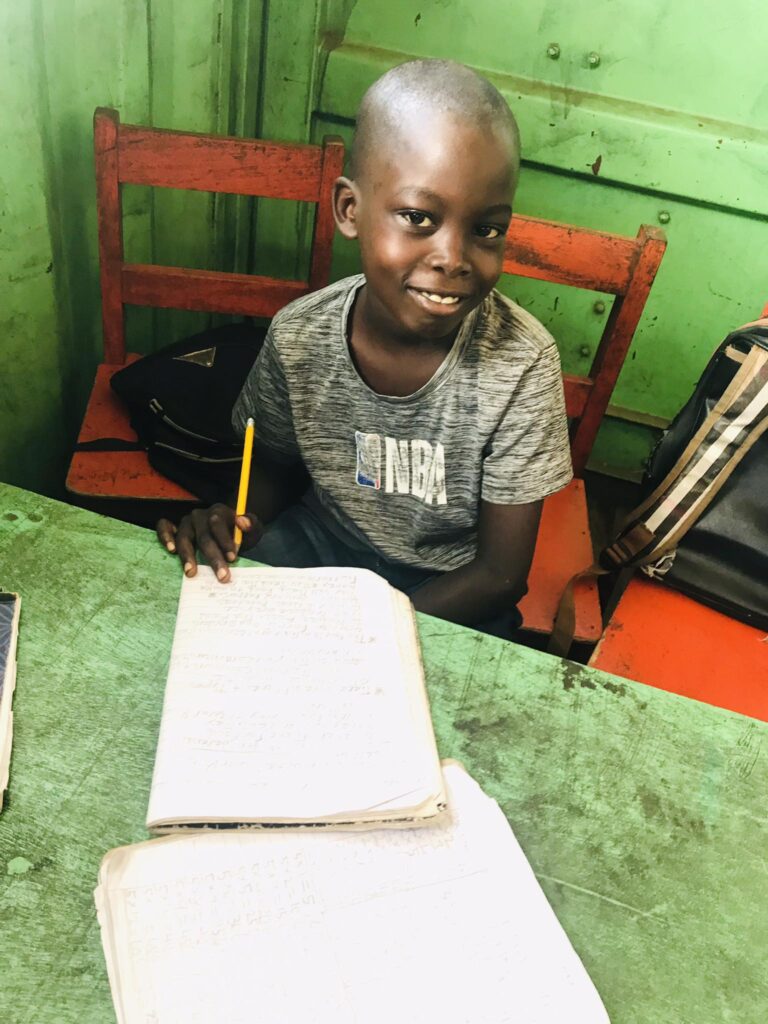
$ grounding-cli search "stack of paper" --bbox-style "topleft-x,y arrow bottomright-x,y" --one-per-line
97,763 -> 610,1023
0,592 -> 20,809
95,566 -> 609,1021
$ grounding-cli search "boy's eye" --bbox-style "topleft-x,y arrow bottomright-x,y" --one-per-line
475,224 -> 505,240
399,210 -> 435,228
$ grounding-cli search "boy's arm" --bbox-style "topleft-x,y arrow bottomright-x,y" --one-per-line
237,452 -> 309,525
410,499 -> 542,626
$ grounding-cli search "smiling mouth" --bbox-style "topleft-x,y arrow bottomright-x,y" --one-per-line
408,287 -> 468,309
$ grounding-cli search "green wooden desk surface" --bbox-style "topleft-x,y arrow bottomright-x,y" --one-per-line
0,482 -> 766,1023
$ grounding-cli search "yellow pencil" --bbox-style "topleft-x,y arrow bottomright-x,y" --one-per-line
233,417 -> 255,551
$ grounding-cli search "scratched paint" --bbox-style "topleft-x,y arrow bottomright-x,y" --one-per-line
6,856 -> 33,875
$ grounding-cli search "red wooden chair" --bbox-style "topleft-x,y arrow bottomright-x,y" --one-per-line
66,108 -> 344,519
505,217 -> 667,641
589,577 -> 768,721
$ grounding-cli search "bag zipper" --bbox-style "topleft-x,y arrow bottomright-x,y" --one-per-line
149,398 -> 229,445
154,441 -> 241,464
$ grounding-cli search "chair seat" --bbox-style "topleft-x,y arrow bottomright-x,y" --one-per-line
66,357 -> 195,501
520,479 -> 601,642
590,577 -> 768,721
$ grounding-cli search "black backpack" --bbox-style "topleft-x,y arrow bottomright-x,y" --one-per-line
108,322 -> 267,504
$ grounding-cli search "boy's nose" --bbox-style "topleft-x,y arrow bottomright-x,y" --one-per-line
427,228 -> 471,277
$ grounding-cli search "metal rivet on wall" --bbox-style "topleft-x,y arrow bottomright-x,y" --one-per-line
587,52 -> 601,68
579,345 -> 591,358
546,43 -> 561,60
593,300 -> 606,315
658,210 -> 671,224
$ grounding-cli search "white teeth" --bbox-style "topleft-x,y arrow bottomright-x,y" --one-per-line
425,293 -> 459,304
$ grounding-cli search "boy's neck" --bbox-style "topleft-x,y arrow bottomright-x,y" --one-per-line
353,284 -> 460,354
347,285 -> 462,398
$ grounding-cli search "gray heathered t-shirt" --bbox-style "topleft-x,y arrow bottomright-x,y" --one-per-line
232,275 -> 572,572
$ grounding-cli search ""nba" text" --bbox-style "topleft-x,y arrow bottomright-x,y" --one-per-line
355,432 -> 448,505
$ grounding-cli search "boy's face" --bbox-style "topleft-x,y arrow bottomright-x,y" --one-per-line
335,113 -> 516,343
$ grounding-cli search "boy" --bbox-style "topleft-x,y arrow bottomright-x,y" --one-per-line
157,59 -> 572,633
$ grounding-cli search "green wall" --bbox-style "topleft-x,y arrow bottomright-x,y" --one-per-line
0,0 -> 266,497
313,0 -> 768,478
2,0 -> 766,496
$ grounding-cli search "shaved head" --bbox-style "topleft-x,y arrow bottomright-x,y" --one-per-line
350,59 -> 520,181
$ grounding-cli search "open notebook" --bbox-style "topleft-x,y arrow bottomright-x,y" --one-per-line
146,567 -> 445,832
0,592 -> 20,810
98,763 -> 610,1024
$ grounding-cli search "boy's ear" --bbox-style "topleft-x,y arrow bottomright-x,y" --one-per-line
332,176 -> 359,240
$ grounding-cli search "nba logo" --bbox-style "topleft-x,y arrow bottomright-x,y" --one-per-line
355,431 -> 381,488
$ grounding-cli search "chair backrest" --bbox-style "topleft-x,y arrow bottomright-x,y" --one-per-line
503,215 -> 666,476
94,108 -> 345,365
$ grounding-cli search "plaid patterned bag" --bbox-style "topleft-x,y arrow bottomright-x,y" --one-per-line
551,318 -> 768,654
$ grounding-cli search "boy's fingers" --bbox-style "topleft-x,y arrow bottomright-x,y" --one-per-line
197,534 -> 231,582
174,516 -> 200,577
156,518 -> 178,552
227,515 -> 256,561
239,512 -> 264,546
208,507 -> 238,568
159,505 -> 241,582
195,507 -> 233,583
235,514 -> 252,530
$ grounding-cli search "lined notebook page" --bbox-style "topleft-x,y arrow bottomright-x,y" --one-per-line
147,567 -> 443,827
99,765 -> 609,1024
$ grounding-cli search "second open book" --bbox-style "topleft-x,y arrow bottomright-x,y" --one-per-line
147,566 -> 446,832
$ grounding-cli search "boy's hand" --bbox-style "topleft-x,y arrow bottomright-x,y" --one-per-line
156,504 -> 263,583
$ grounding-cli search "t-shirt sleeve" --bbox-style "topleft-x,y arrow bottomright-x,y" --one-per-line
481,339 -> 573,504
231,326 -> 301,463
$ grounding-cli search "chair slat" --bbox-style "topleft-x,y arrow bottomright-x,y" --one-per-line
121,265 -> 309,317
504,215 -> 637,295
118,124 -> 324,200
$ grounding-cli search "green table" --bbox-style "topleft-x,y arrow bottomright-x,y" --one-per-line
1,482 -> 766,1023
